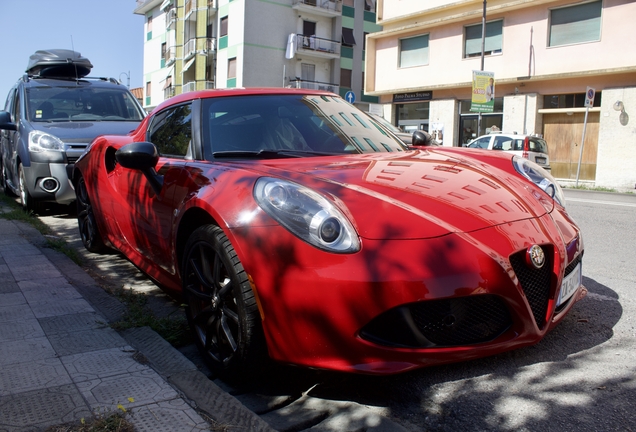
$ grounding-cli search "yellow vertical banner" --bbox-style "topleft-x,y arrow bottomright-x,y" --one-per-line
471,70 -> 495,113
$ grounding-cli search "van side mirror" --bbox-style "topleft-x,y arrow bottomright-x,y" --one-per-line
0,111 -> 17,131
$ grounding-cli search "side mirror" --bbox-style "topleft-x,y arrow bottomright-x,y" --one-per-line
115,142 -> 163,195
0,111 -> 17,131
412,130 -> 433,146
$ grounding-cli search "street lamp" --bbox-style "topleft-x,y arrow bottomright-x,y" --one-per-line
119,71 -> 130,89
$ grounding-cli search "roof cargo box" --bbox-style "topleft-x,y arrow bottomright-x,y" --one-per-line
26,49 -> 93,78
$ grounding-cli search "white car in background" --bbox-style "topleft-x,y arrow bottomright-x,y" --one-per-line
467,132 -> 551,171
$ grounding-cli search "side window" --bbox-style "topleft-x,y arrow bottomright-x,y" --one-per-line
148,103 -> 192,158
493,136 -> 511,150
12,90 -> 21,124
469,137 -> 490,149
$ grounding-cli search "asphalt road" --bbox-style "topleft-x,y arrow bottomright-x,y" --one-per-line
37,188 -> 636,432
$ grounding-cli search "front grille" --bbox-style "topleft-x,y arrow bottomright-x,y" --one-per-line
509,246 -> 553,329
66,156 -> 79,164
360,295 -> 512,348
410,295 -> 512,346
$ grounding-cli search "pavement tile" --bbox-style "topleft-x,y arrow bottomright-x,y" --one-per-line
0,317 -> 45,342
76,369 -> 180,412
47,327 -> 127,356
61,347 -> 149,383
0,358 -> 72,396
39,312 -> 108,336
9,262 -> 63,282
29,297 -> 94,319
0,303 -> 36,323
0,384 -> 91,432
0,336 -> 56,367
0,291 -> 26,306
0,242 -> 42,258
21,282 -> 83,304
0,280 -> 20,294
129,399 -> 210,432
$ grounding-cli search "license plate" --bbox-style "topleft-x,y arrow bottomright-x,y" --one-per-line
557,262 -> 582,306
535,157 -> 547,164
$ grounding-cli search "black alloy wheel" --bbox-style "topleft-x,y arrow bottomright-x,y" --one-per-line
182,225 -> 265,377
76,175 -> 107,253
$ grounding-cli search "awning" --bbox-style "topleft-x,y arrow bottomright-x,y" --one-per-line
182,58 -> 195,73
342,28 -> 356,47
162,76 -> 172,90
160,0 -> 173,11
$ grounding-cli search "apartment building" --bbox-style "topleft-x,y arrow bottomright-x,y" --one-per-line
134,0 -> 381,112
366,0 -> 636,190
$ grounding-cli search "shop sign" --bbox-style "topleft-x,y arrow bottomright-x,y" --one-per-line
393,91 -> 432,103
470,70 -> 495,113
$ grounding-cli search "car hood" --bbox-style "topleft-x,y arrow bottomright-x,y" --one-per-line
248,149 -> 551,240
32,121 -> 140,142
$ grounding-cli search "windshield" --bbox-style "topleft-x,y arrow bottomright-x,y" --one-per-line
202,94 -> 408,159
26,85 -> 145,122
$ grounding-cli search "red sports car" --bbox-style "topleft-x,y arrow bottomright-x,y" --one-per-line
73,88 -> 586,376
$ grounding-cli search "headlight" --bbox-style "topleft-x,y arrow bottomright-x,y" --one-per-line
254,177 -> 360,253
28,131 -> 65,152
513,156 -> 565,207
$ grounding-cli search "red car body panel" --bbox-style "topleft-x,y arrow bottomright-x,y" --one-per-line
74,88 -> 586,374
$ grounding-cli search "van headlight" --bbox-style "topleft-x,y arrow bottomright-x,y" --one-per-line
29,131 -> 65,152
254,177 -> 360,253
513,156 -> 565,207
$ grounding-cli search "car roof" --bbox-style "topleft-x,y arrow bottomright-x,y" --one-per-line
20,76 -> 125,89
150,87 -> 339,113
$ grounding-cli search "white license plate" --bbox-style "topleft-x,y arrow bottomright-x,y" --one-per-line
535,157 -> 547,164
557,262 -> 582,306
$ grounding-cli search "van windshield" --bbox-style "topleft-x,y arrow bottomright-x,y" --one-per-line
26,86 -> 145,122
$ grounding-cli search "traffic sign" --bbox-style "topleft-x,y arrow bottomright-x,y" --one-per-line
345,91 -> 356,104
585,87 -> 595,107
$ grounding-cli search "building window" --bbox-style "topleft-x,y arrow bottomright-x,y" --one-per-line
343,0 -> 354,7
543,92 -> 601,108
549,0 -> 602,47
220,16 -> 228,37
145,81 -> 152,105
363,31 -> 368,51
364,0 -> 375,12
464,20 -> 502,58
340,68 -> 352,88
399,34 -> 429,68
342,28 -> 356,47
146,14 -> 153,40
228,58 -> 237,79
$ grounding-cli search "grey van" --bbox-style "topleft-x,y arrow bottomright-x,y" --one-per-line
0,49 -> 145,212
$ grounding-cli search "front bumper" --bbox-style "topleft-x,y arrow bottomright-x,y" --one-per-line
24,161 -> 76,205
230,208 -> 585,375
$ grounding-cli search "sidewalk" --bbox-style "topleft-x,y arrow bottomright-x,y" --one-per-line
0,213 -> 273,431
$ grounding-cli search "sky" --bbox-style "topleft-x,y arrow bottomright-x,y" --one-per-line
0,0 -> 145,102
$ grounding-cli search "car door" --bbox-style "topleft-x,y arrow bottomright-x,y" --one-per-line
109,102 -> 194,279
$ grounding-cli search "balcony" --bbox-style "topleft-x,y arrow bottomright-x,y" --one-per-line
166,8 -> 177,30
292,79 -> 339,94
292,0 -> 341,18
164,86 -> 175,100
184,38 -> 196,60
204,80 -> 215,89
183,81 -> 196,93
205,37 -> 216,54
164,46 -> 176,66
296,34 -> 341,59
185,0 -> 197,20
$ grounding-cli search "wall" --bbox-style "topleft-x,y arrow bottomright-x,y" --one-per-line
596,87 -> 636,192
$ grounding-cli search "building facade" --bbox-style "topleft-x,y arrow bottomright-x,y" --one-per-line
134,0 -> 381,113
366,0 -> 636,190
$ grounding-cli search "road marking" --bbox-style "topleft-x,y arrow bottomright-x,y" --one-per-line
566,197 -> 636,208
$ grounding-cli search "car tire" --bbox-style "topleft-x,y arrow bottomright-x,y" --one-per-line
182,225 -> 266,379
18,163 -> 44,213
76,174 -> 108,253
1,160 -> 14,197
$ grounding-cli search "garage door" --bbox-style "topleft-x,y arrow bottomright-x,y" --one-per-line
543,112 -> 599,180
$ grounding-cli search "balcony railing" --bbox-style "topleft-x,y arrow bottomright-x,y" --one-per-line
184,38 -> 196,59
204,80 -> 215,89
185,0 -> 197,19
292,0 -> 341,13
205,37 -> 216,53
163,46 -> 176,66
292,79 -> 339,94
296,34 -> 341,57
183,81 -> 196,93
166,8 -> 177,29
164,86 -> 175,100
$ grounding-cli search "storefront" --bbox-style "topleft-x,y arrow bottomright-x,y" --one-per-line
458,98 -> 503,146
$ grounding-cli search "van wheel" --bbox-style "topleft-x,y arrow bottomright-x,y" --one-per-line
18,163 -> 44,214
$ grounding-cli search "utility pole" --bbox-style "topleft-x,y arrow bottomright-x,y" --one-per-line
478,0 -> 486,136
